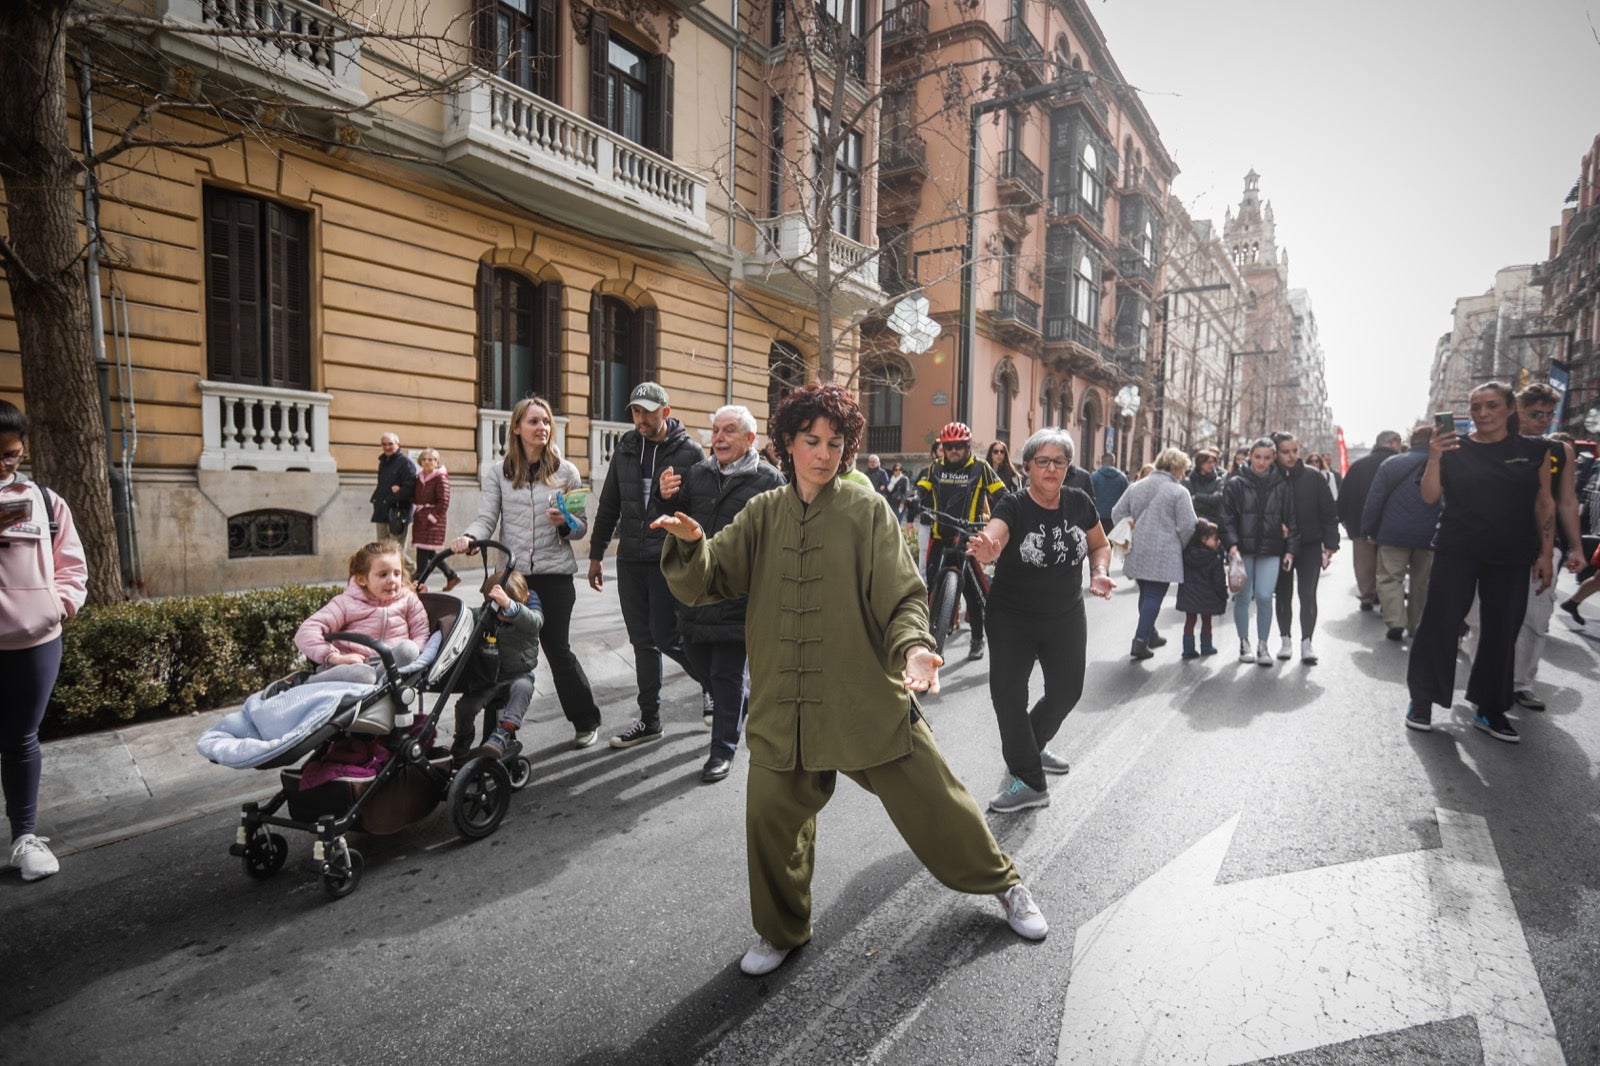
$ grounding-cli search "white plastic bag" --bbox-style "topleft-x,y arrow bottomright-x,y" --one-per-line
1227,554 -> 1246,594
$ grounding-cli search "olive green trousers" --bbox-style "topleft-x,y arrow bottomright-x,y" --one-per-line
746,717 -> 1020,949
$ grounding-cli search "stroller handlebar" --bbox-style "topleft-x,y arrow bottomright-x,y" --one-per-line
416,538 -> 517,588
323,631 -> 400,676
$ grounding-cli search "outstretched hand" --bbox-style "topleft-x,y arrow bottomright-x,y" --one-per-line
904,645 -> 943,695
966,530 -> 1002,565
650,511 -> 704,542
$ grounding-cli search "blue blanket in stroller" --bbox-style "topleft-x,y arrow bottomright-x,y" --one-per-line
197,633 -> 442,769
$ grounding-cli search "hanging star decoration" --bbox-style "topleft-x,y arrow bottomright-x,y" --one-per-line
885,294 -> 941,355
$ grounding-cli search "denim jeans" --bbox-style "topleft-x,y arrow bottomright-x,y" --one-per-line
616,559 -> 702,725
1233,555 -> 1281,642
684,640 -> 748,761
1134,579 -> 1169,642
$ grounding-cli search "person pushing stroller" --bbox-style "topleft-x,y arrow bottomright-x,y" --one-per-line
450,572 -> 544,763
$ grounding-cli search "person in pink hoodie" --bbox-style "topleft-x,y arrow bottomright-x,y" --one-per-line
294,540 -> 431,686
1,400 -> 88,883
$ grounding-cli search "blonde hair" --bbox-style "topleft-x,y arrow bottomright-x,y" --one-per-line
418,448 -> 441,463
502,396 -> 563,489
1154,447 -> 1191,476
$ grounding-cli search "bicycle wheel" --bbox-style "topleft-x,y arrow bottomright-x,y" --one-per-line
929,567 -> 961,654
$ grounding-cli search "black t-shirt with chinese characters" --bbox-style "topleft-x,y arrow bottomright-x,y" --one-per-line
986,487 -> 1099,616
1434,434 -> 1548,564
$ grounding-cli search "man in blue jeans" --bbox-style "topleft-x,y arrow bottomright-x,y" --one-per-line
588,382 -> 708,748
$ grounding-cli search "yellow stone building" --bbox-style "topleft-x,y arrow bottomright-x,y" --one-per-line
0,0 -> 880,594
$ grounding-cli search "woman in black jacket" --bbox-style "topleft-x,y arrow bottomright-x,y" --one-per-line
1221,438 -> 1298,666
656,406 -> 784,782
1271,433 -> 1340,665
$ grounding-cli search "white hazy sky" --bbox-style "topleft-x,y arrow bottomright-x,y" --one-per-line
1087,0 -> 1600,446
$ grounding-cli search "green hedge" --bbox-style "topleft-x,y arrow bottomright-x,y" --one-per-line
45,584 -> 340,737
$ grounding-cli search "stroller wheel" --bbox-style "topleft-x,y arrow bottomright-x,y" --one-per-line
507,755 -> 533,792
449,756 -> 512,840
322,845 -> 364,900
242,831 -> 289,880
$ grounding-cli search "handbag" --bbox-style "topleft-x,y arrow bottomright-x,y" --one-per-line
1227,555 -> 1247,594
386,501 -> 409,537
1107,516 -> 1133,551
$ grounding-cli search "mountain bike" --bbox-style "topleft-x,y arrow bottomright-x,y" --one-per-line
919,509 -> 990,656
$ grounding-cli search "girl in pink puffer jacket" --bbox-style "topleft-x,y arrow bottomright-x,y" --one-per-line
294,540 -> 430,685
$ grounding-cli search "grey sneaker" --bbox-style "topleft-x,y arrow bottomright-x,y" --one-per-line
1255,641 -> 1273,666
1238,640 -> 1253,663
1277,635 -> 1293,660
997,883 -> 1048,939
989,776 -> 1050,813
573,729 -> 599,749
609,720 -> 664,749
1039,748 -> 1071,775
1300,638 -> 1317,665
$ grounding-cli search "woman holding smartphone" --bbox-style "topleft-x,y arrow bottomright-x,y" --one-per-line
455,395 -> 604,748
0,400 -> 88,882
1405,383 -> 1554,742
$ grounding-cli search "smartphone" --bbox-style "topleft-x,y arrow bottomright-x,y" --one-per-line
0,496 -> 32,526
1434,411 -> 1455,433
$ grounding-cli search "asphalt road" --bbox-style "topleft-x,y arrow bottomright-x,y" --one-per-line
5,563 -> 1597,1066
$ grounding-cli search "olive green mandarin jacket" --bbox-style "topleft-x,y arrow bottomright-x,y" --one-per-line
661,477 -> 934,773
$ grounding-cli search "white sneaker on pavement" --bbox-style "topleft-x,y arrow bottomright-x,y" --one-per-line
997,883 -> 1048,940
740,937 -> 795,976
1255,641 -> 1273,666
1277,635 -> 1293,660
1300,638 -> 1317,665
10,834 -> 59,882
1238,640 -> 1253,663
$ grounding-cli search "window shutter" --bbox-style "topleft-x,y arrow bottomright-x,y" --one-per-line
639,305 -> 659,383
588,12 -> 610,126
471,0 -> 494,69
645,53 -> 673,157
540,281 -> 563,410
535,0 -> 558,100
477,262 -> 497,408
588,291 -> 605,419
264,201 -> 309,389
204,190 -> 244,382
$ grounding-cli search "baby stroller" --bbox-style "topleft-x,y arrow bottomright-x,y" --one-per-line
198,540 -> 532,899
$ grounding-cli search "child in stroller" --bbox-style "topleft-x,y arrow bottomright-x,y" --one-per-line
451,571 -> 544,763
294,539 -> 430,686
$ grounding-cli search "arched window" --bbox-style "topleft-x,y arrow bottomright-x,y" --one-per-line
476,264 -> 562,411
1040,383 -> 1054,427
1139,219 -> 1155,263
1079,142 -> 1100,209
1137,306 -> 1150,360
1072,254 -> 1098,327
1054,37 -> 1071,77
588,294 -> 658,421
994,362 -> 1017,446
861,363 -> 905,453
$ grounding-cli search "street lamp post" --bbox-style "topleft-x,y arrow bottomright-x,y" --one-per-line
1154,283 -> 1232,451
958,75 -> 1087,424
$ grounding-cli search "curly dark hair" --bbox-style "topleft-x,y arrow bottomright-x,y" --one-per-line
769,382 -> 865,481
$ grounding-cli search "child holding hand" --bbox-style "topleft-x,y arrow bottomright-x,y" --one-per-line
1176,519 -> 1228,659
295,540 -> 431,685
451,571 -> 544,761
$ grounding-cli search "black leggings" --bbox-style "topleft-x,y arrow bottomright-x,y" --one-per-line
1275,544 -> 1323,639
1407,550 -> 1529,715
1,637 -> 61,841
984,603 -> 1085,792
523,573 -> 602,732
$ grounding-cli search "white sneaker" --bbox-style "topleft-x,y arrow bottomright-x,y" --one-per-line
740,936 -> 794,976
573,729 -> 599,749
1238,640 -> 1254,663
10,834 -> 59,882
997,883 -> 1048,940
1300,638 -> 1317,665
1255,641 -> 1273,666
1277,635 -> 1293,660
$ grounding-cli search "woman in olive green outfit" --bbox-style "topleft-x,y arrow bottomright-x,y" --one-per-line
655,383 -> 1047,977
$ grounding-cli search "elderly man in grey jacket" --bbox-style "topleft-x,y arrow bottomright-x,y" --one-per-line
1359,425 -> 1442,641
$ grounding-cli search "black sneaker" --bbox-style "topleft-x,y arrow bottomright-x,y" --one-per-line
1473,712 -> 1520,744
610,720 -> 664,749
967,637 -> 985,660
1386,627 -> 1404,642
1146,631 -> 1168,649
1559,599 -> 1585,625
1359,600 -> 1376,612
1512,689 -> 1546,711
1404,702 -> 1432,732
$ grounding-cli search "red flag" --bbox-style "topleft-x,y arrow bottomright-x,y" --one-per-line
1335,426 -> 1349,476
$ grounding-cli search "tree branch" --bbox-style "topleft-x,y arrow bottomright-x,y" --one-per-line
0,232 -> 43,288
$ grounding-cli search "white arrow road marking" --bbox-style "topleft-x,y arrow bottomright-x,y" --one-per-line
1058,808 -> 1564,1065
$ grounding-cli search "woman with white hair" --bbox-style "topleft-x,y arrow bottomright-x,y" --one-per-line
1111,448 -> 1198,660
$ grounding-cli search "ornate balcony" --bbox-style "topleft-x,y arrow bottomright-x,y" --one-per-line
881,134 -> 928,181
983,289 -> 1040,343
1044,315 -> 1109,372
444,75 -> 709,249
882,0 -> 929,54
751,213 -> 881,314
1117,245 -> 1155,287
1048,187 -> 1105,230
150,0 -> 367,112
998,149 -> 1043,209
198,382 -> 335,472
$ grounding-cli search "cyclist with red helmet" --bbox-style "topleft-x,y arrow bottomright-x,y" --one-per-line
914,421 -> 1007,659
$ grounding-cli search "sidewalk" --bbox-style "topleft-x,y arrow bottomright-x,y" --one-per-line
35,560 -> 696,858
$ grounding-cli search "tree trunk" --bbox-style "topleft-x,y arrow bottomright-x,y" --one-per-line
0,0 -> 125,604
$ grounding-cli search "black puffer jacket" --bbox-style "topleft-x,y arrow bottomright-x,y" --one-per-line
667,453 -> 785,642
590,418 -> 705,563
1221,466 -> 1297,557
1281,461 -> 1340,551
1175,542 -> 1228,616
1184,466 -> 1226,523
